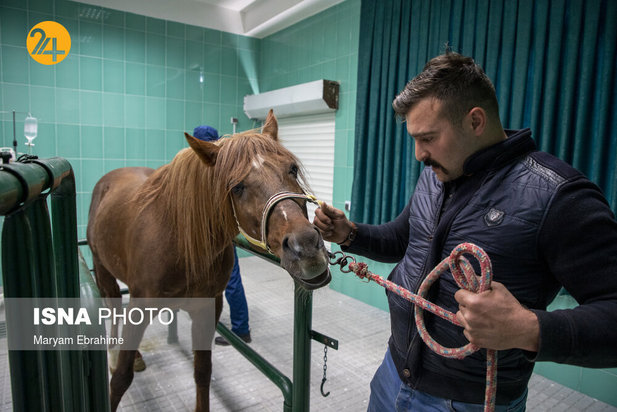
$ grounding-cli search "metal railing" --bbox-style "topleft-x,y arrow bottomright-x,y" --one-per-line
0,158 -> 110,412
222,236 -> 338,412
164,236 -> 339,412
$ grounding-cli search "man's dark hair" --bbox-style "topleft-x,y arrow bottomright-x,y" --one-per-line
392,52 -> 500,127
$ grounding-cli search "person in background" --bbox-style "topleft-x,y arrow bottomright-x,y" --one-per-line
313,52 -> 617,411
192,125 -> 252,346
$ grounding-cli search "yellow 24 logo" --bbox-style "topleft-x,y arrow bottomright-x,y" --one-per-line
27,21 -> 71,65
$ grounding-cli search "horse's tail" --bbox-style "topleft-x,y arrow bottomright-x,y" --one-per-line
87,179 -> 106,225
86,176 -> 110,268
87,176 -> 119,300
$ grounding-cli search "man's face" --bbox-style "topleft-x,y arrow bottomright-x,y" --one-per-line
406,98 -> 477,182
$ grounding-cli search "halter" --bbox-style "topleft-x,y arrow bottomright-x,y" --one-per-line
231,190 -> 322,254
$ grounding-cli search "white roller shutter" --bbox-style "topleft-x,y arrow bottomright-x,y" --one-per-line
277,113 -> 335,232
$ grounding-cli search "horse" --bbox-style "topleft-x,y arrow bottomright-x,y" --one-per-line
86,110 -> 331,411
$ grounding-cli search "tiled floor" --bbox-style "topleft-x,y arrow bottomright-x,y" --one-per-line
1,256 -> 616,411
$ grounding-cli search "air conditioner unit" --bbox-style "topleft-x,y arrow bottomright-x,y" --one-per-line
243,79 -> 339,120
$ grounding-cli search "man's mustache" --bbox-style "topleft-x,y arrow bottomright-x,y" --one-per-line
424,159 -> 443,170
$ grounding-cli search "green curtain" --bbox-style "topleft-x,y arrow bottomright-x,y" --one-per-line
351,0 -> 617,224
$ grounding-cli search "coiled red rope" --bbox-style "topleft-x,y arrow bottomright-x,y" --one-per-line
343,242 -> 497,412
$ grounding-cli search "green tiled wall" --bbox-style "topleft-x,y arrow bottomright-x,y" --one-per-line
0,0 -> 260,244
257,0 -> 391,310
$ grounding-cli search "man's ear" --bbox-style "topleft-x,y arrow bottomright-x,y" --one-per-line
262,109 -> 278,141
467,107 -> 487,136
184,132 -> 220,165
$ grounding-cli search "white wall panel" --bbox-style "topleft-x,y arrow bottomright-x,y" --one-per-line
278,113 -> 335,242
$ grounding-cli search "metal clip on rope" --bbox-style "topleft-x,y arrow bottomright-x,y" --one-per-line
328,243 -> 497,412
327,251 -> 356,274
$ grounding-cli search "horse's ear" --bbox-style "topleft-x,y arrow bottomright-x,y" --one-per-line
184,133 -> 219,166
262,109 -> 278,141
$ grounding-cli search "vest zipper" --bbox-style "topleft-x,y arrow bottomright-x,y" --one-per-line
404,182 -> 447,385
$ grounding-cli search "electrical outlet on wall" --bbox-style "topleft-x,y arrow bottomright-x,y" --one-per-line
344,200 -> 351,212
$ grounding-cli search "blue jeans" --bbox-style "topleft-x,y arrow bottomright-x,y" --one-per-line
368,348 -> 528,412
225,247 -> 250,335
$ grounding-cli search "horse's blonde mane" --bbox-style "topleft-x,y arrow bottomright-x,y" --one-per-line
135,130 -> 306,289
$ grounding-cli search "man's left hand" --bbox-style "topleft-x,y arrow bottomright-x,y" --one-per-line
454,281 -> 540,352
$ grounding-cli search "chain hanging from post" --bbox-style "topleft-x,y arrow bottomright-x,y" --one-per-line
320,345 -> 330,397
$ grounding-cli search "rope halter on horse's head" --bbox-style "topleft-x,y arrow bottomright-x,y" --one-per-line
231,190 -> 322,254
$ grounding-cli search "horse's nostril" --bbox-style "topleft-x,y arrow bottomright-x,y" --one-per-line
282,235 -> 290,251
313,227 -> 322,247
282,229 -> 322,257
282,233 -> 302,255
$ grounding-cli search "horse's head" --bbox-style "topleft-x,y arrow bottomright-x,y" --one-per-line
184,111 -> 330,290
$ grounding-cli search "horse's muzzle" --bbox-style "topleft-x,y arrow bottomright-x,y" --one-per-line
292,267 -> 332,290
280,227 -> 331,289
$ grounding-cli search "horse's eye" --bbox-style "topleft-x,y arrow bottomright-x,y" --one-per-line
232,182 -> 245,196
290,164 -> 298,178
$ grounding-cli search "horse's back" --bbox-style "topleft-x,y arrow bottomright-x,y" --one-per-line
88,167 -> 154,221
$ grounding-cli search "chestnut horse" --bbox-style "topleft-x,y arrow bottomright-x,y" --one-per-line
87,110 -> 331,411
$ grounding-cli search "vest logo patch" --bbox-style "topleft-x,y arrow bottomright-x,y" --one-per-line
484,208 -> 505,226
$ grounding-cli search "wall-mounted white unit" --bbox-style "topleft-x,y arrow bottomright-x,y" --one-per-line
243,79 -> 339,120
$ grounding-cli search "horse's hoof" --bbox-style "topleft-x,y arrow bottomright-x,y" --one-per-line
133,351 -> 146,372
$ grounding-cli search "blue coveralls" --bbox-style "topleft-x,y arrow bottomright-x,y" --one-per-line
225,247 -> 249,335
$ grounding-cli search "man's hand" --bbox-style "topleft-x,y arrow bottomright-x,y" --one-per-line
313,202 -> 355,245
454,281 -> 540,352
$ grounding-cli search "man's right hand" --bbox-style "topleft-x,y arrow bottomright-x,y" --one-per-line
313,202 -> 355,245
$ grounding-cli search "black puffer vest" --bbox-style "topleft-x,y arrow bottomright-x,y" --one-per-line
388,129 -> 571,404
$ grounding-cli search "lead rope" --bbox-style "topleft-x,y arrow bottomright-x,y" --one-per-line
328,242 -> 497,412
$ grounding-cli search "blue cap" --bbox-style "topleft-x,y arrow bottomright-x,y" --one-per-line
193,125 -> 219,142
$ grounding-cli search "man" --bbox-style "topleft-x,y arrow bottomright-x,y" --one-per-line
314,52 -> 617,411
192,125 -> 252,346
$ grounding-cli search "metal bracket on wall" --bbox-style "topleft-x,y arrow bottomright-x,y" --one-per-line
310,330 -> 338,350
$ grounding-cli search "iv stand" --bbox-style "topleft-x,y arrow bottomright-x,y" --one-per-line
13,110 -> 17,155
0,109 -> 32,156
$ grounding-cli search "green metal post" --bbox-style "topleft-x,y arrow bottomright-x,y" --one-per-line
2,210 -> 49,411
225,237 -> 296,410
216,323 -> 293,412
1,163 -> 56,411
0,159 -> 110,412
47,163 -> 86,412
292,282 -> 313,412
78,250 -> 111,412
46,159 -> 79,298
233,236 -> 317,411
26,198 -> 65,411
233,236 -> 315,412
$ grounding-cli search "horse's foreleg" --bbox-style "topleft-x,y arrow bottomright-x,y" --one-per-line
191,295 -> 223,412
107,296 -> 123,371
110,349 -> 138,412
109,303 -> 149,412
193,350 -> 213,412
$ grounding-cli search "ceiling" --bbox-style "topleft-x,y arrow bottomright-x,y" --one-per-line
77,0 -> 344,38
